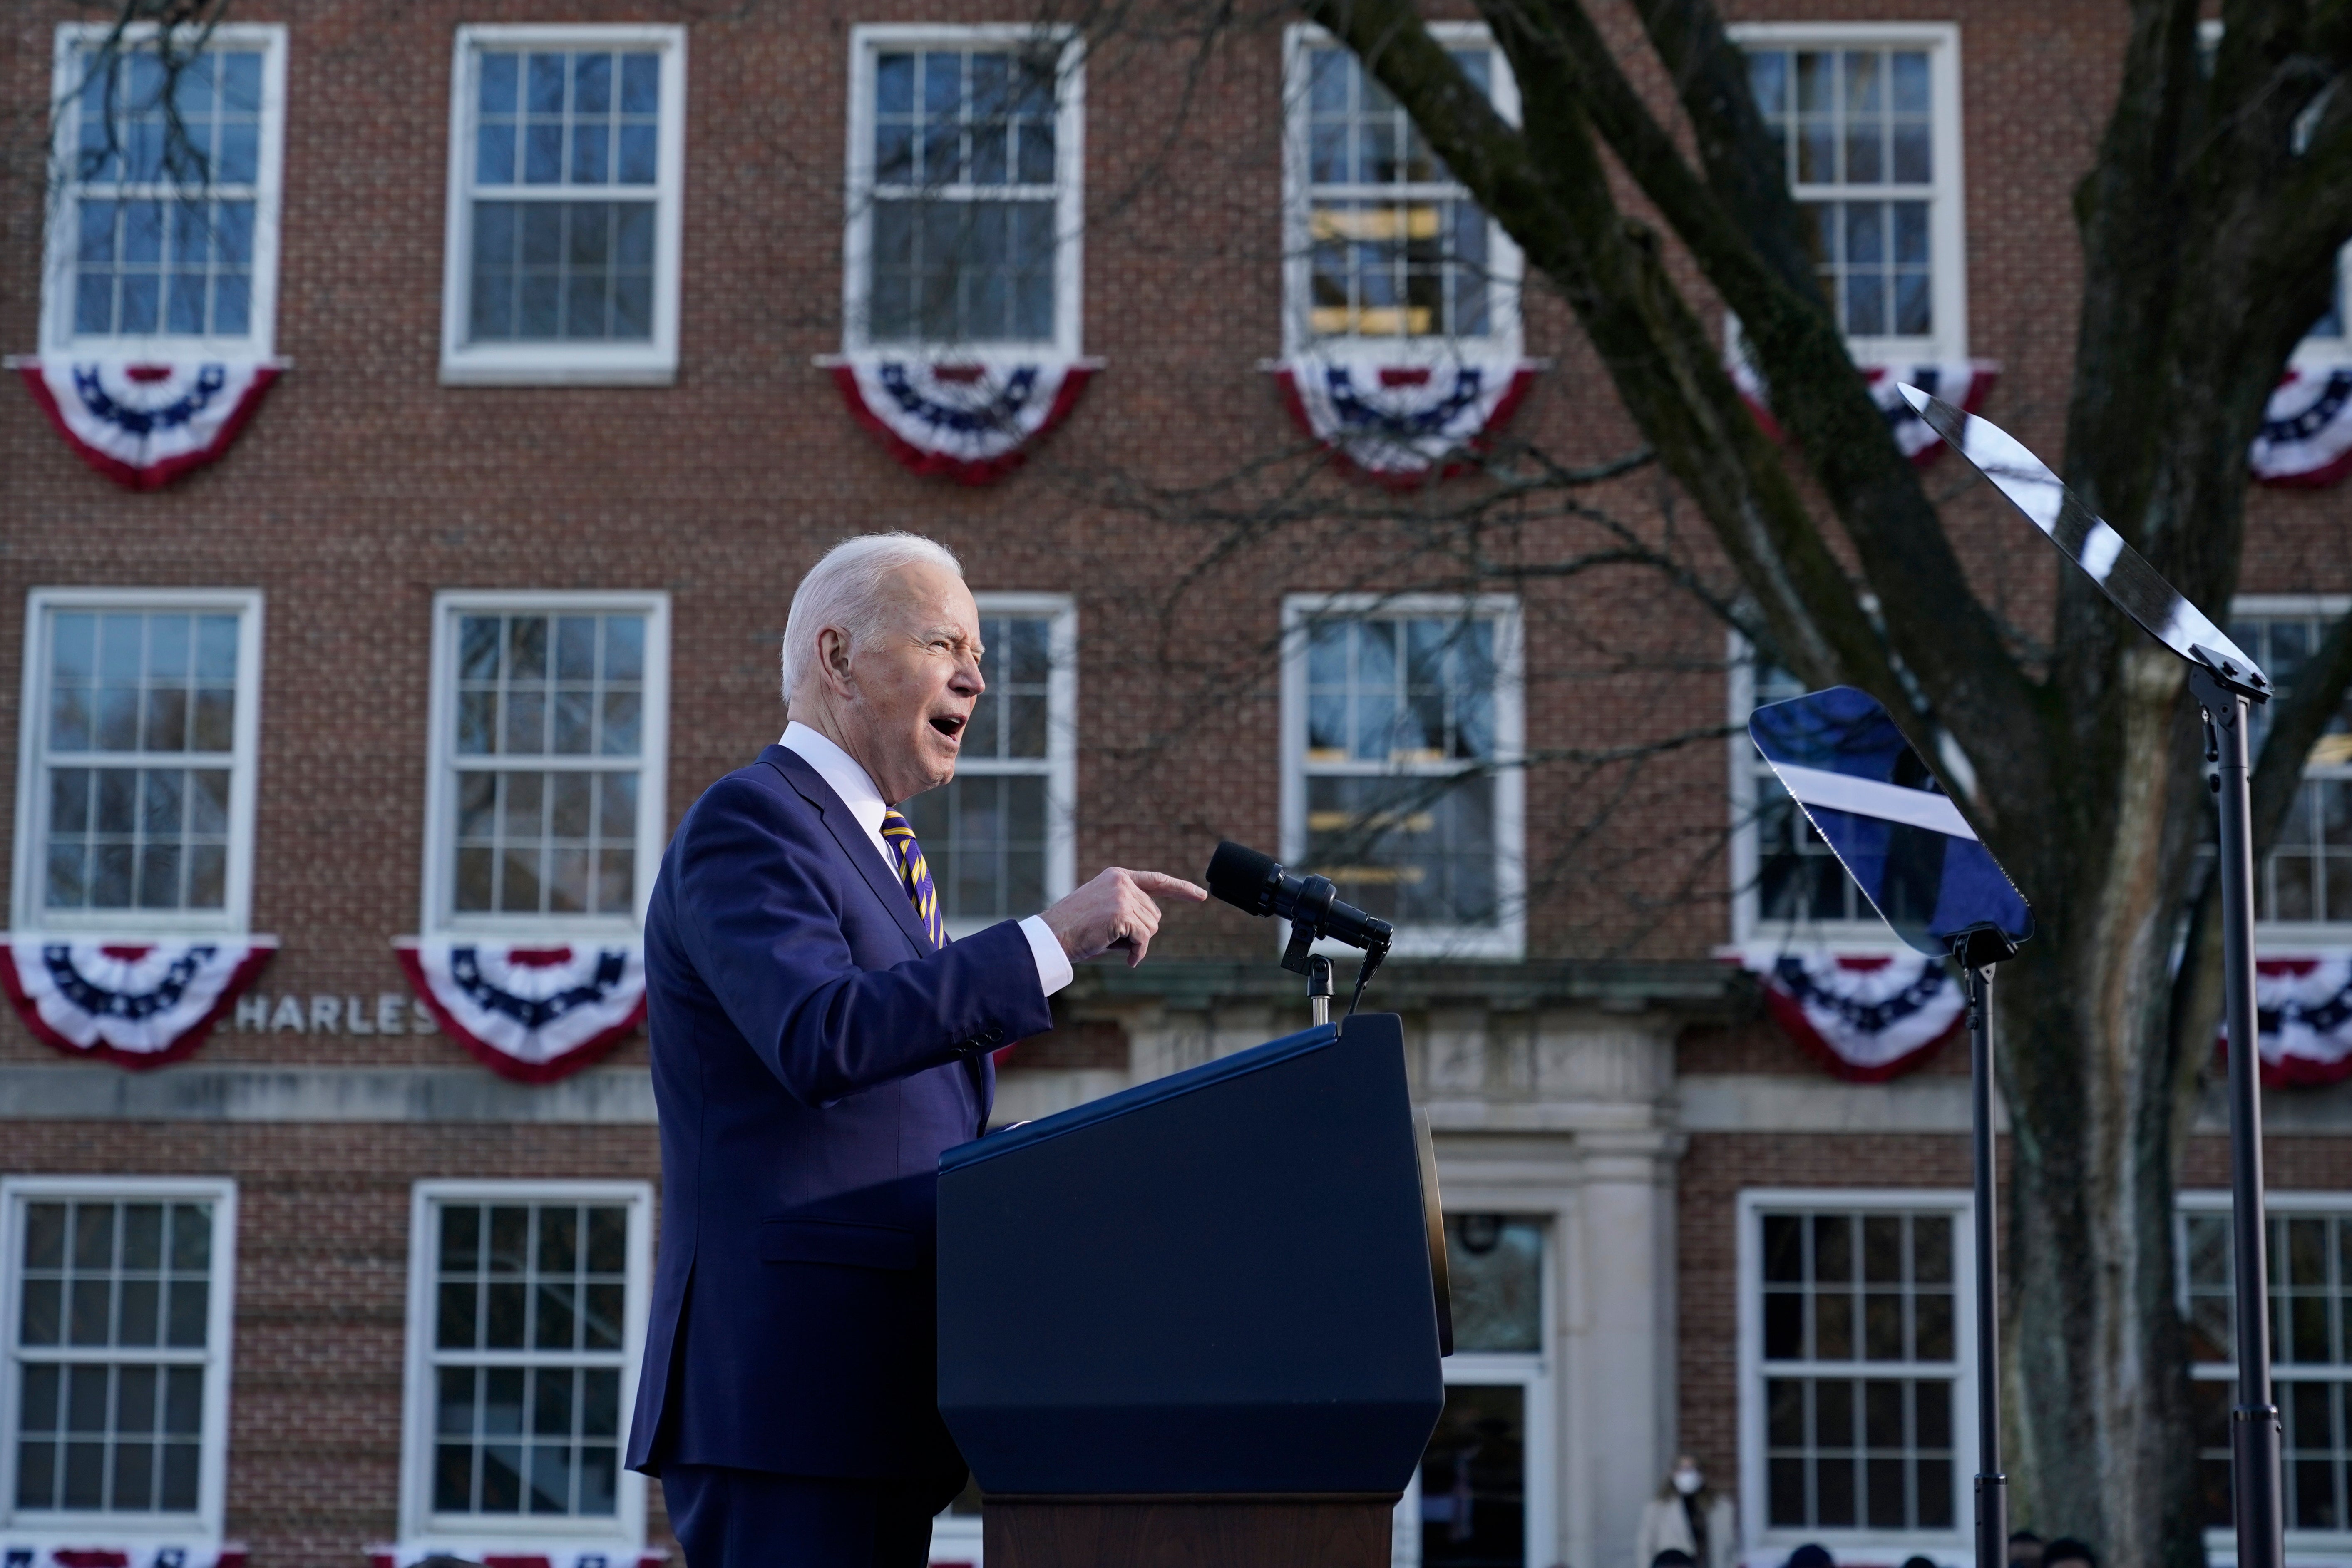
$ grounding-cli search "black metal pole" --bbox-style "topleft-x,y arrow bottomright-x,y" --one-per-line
2191,664 -> 2284,1568
1967,961 -> 2007,1568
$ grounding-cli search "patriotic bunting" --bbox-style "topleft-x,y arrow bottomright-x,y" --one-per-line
2210,954 -> 2352,1088
1724,348 -> 1999,467
368,1545 -> 663,1568
2249,364 -> 2352,488
0,937 -> 276,1071
395,938 -> 647,1084
1,1544 -> 246,1568
1741,950 -> 1966,1082
12,359 -> 281,490
827,354 -> 1097,485
1274,350 -> 1537,485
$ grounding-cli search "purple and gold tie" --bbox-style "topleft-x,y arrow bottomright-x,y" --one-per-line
879,808 -> 946,949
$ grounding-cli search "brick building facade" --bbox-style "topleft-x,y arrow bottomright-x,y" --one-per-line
2,2 -> 2350,1568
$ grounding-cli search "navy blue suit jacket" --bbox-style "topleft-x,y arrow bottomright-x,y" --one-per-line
624,745 -> 1057,1481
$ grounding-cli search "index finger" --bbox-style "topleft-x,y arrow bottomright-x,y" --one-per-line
1128,870 -> 1209,902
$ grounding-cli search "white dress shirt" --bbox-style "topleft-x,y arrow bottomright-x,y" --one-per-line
780,721 -> 1074,996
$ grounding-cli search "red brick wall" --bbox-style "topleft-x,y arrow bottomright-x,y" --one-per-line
3,1123 -> 671,1568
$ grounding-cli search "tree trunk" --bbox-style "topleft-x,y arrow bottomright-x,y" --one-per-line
2000,645 -> 2210,1568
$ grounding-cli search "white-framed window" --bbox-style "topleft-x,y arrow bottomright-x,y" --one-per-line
1394,1213 -> 1557,1568
1737,1190 -> 1976,1559
1279,24 -> 1524,362
1280,594 -> 1524,959
2178,1192 -> 2352,1546
2225,599 -> 2352,931
1726,639 -> 1895,949
419,592 -> 670,936
41,23 -> 288,360
902,594 -> 1076,937
399,1181 -> 654,1545
439,25 -> 687,385
1727,24 -> 1968,363
0,1177 -> 239,1541
841,25 -> 1087,357
10,589 -> 266,935
2292,247 -> 2350,366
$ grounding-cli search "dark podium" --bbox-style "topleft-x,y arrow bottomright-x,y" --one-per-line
937,1011 -> 1450,1567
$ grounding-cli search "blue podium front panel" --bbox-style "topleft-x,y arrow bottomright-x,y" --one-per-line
936,1012 -> 1445,1495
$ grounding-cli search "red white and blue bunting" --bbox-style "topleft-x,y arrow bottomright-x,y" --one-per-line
396,938 -> 647,1085
11,359 -> 281,491
2250,364 -> 2352,488
1741,949 -> 1966,1082
0,937 -> 275,1071
2209,954 -> 2352,1088
368,1545 -> 662,1568
1726,349 -> 1999,467
1274,351 -> 1537,485
827,354 -> 1097,485
2,1546 -> 246,1568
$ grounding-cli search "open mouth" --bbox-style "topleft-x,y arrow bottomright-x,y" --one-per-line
929,715 -> 967,738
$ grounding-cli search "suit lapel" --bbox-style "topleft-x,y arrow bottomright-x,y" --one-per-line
760,746 -> 936,957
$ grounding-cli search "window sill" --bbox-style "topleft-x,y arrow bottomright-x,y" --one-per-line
440,353 -> 676,388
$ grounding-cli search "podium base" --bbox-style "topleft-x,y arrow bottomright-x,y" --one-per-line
982,1493 -> 1401,1568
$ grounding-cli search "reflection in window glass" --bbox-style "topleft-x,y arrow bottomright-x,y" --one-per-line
1445,1214 -> 1542,1354
1756,1208 -> 1957,1532
10,1198 -> 216,1514
41,609 -> 243,915
448,611 -> 646,919
2223,614 -> 2352,924
864,47 -> 1061,344
1418,1383 -> 1526,1568
466,50 -> 661,342
1300,612 -> 1505,930
1301,47 -> 1499,341
429,1201 -> 630,1519
2181,1208 -> 2352,1533
1746,46 -> 1935,338
67,47 -> 264,340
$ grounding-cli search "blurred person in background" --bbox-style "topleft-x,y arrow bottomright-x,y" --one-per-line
1636,1456 -> 1737,1568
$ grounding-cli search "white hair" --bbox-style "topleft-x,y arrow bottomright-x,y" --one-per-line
780,532 -> 965,703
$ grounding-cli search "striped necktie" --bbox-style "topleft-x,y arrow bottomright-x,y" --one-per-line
878,808 -> 945,949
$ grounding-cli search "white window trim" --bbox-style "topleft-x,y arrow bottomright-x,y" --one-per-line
937,592 -> 1078,940
1279,23 -> 1526,364
1722,630 -> 1906,957
0,1175 -> 240,1545
2228,595 -> 2352,943
1723,22 -> 1970,365
398,1179 -> 655,1546
438,24 -> 688,387
418,590 -> 671,937
2177,1189 -> 2352,1553
42,22 -> 289,362
1735,1188 -> 1981,1561
1279,592 -> 1526,961
11,587 -> 267,936
840,24 -> 1088,360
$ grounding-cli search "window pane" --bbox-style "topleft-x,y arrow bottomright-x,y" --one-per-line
1417,1384 -> 1525,1567
1444,1215 -> 1542,1352
427,1199 -> 634,1520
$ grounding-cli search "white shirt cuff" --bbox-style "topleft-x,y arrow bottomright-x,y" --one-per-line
1018,914 -> 1075,997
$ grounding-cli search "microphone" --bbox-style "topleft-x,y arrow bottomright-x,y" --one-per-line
1205,842 -> 1394,977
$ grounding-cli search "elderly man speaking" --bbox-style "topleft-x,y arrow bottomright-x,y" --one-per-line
623,534 -> 1203,1566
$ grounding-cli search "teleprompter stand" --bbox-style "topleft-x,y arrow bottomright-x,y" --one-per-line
1953,925 -> 2015,1568
936,1011 -> 1451,1568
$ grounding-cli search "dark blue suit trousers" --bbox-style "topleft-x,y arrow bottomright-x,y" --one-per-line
624,746 -> 1056,1565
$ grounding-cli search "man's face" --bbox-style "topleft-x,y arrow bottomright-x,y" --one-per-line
832,561 -> 984,803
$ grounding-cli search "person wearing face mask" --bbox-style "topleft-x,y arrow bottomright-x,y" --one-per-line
1635,1455 -> 1738,1568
